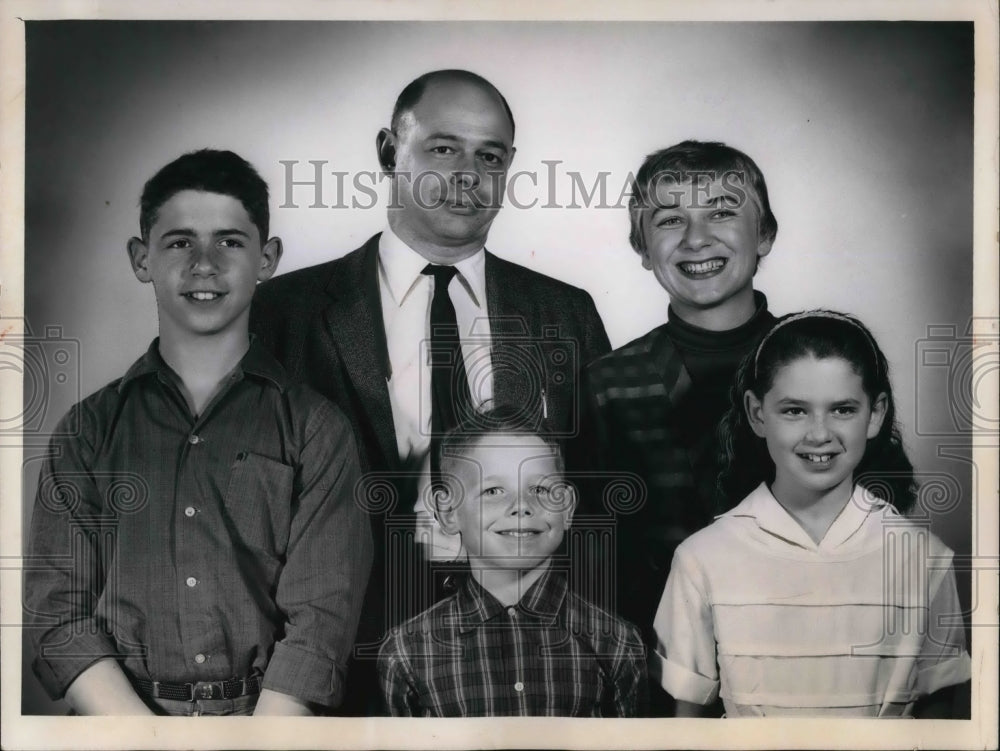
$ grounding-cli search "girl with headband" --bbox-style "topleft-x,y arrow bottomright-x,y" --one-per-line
650,311 -> 971,717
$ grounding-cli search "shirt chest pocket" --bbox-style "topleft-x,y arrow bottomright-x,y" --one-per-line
222,452 -> 294,558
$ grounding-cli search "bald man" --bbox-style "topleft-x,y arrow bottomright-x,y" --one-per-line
251,69 -> 610,713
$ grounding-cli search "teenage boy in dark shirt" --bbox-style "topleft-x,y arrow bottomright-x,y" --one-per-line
25,149 -> 372,715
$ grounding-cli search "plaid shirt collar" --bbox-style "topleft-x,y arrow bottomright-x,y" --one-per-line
451,566 -> 569,634
118,335 -> 287,394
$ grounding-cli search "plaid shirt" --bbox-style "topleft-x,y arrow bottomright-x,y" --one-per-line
377,567 -> 646,716
25,339 -> 373,708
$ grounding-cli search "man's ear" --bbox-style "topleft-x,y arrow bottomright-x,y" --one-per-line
376,128 -> 397,173
258,237 -> 283,282
744,390 -> 766,438
127,237 -> 152,283
867,392 -> 888,439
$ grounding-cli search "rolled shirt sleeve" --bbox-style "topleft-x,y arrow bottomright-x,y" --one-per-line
25,403 -> 123,699
26,343 -> 375,708
917,552 -> 972,695
262,397 -> 373,708
650,547 -> 720,706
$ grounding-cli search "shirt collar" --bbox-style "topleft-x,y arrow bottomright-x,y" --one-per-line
452,565 -> 568,634
117,336 -> 288,394
239,336 -> 289,389
721,482 -> 888,551
117,339 -> 166,389
378,225 -> 487,309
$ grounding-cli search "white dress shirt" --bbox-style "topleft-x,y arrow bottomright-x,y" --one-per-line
378,227 -> 494,465
378,228 -> 493,561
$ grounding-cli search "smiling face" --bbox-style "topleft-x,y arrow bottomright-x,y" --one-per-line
380,78 -> 515,263
127,189 -> 281,343
745,355 -> 887,508
641,176 -> 772,330
438,433 -> 575,573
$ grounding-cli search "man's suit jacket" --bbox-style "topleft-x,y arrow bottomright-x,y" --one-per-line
250,234 -> 610,711
252,234 -> 610,474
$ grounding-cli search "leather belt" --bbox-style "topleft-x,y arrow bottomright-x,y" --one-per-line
134,674 -> 262,702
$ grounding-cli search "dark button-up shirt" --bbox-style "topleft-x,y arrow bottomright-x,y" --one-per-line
378,566 -> 647,716
25,339 -> 373,708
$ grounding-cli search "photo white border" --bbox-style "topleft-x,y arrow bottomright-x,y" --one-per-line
1,1 -> 996,749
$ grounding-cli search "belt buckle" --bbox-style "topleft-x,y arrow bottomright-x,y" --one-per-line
193,681 -> 223,700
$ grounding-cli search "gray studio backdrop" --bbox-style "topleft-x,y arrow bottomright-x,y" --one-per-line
20,20 -> 973,714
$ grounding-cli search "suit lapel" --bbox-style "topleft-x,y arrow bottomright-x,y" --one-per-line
486,252 -> 546,418
485,252 -> 535,410
322,235 -> 399,468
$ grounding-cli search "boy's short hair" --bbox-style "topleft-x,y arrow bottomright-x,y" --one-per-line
139,149 -> 270,242
438,405 -> 565,476
627,140 -> 778,255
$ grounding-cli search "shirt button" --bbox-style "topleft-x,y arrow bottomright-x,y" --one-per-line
188,434 -> 200,445
514,681 -> 524,692
507,607 -> 517,617
185,576 -> 198,588
194,653 -> 206,664
184,506 -> 196,517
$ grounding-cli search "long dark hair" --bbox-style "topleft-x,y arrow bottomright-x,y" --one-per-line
716,311 -> 916,512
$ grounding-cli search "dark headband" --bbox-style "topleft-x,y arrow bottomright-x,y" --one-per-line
753,311 -> 881,381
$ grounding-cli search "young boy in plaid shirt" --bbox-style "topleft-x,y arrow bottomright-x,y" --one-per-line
377,407 -> 646,716
583,141 -> 780,704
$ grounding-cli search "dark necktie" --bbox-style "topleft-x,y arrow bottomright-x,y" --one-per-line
421,264 -> 472,455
